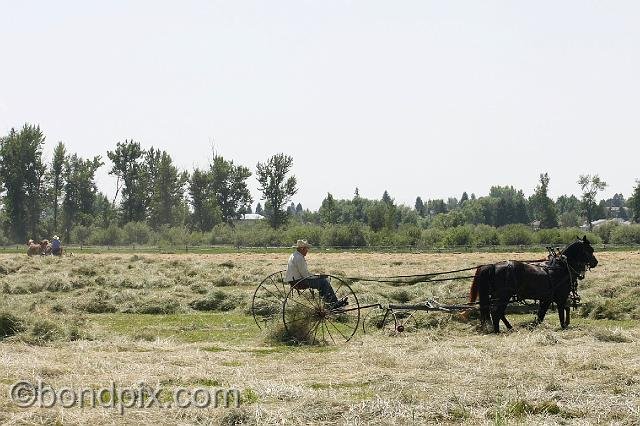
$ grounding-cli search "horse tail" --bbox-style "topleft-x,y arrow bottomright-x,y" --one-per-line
469,266 -> 483,304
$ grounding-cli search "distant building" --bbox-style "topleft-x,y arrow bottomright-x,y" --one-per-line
581,218 -> 631,230
239,213 -> 265,221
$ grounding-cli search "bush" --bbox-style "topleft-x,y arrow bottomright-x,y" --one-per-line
419,228 -> 445,248
442,226 -> 473,247
123,221 -> 153,245
610,224 -> 640,245
499,224 -> 533,246
157,226 -> 189,246
473,224 -> 500,247
534,228 -> 562,245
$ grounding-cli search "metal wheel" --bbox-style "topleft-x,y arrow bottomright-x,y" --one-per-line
362,308 -> 394,333
282,275 -> 360,344
251,270 -> 288,329
362,309 -> 417,334
392,311 -> 418,333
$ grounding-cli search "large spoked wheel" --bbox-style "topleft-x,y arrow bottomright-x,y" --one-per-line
252,270 -> 288,329
282,275 -> 360,345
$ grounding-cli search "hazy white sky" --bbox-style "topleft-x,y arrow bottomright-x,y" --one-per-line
1,1 -> 639,210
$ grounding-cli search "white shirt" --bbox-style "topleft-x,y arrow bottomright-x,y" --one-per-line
285,250 -> 312,282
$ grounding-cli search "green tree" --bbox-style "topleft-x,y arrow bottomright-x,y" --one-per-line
147,150 -> 188,229
528,173 -> 558,228
50,142 -> 67,232
578,174 -> 607,230
256,154 -> 297,228
489,186 -> 529,226
210,155 -> 252,224
61,154 -> 103,240
415,196 -> 425,216
93,193 -> 118,228
629,180 -> 640,223
107,140 -> 147,224
188,168 -> 219,231
319,193 -> 339,224
0,124 -> 47,241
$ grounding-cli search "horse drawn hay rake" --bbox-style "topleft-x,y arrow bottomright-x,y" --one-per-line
251,238 -> 598,345
251,267 -> 496,345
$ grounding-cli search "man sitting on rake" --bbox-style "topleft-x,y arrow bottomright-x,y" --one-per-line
285,239 -> 348,309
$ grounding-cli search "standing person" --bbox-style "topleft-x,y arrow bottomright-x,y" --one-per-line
51,235 -> 63,256
285,239 -> 347,308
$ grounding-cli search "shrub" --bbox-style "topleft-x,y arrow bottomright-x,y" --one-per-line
442,226 -> 473,247
534,228 -> 562,245
610,224 -> 640,245
419,228 -> 445,248
157,226 -> 189,246
499,224 -> 533,246
473,224 -> 500,247
123,221 -> 153,245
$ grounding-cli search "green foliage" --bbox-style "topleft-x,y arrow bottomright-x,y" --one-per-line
610,224 -> 640,244
0,124 -> 47,241
579,174 -> 608,230
529,173 -> 558,228
256,153 -> 297,228
62,153 -> 103,239
209,154 -> 252,224
472,224 -> 500,246
123,221 -> 152,244
107,140 -> 147,223
499,224 -> 533,246
146,149 -> 188,229
442,225 -> 473,247
629,180 -> 640,223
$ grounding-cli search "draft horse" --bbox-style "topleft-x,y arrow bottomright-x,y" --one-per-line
469,236 -> 598,333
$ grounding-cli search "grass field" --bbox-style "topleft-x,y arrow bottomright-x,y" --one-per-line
1,250 -> 639,424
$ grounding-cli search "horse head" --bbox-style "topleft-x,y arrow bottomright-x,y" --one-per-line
562,236 -> 598,272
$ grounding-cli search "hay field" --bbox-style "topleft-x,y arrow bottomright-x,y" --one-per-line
1,251 -> 639,424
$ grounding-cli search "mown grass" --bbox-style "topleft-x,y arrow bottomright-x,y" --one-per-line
0,251 -> 638,424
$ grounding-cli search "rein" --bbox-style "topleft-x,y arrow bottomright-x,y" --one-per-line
558,255 -> 585,309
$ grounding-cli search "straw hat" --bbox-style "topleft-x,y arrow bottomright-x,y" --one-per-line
292,239 -> 311,249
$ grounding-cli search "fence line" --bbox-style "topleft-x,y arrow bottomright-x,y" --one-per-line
2,243 -> 638,254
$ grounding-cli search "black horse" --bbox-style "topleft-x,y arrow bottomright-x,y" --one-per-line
469,236 -> 598,333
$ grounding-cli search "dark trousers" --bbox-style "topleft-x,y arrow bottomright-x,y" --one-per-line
302,277 -> 338,305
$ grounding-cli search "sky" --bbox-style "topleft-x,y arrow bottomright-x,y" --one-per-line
1,1 -> 639,210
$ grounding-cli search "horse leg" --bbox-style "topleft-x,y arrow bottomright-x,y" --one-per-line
501,315 -> 513,330
491,303 -> 508,333
536,299 -> 552,325
558,303 -> 570,329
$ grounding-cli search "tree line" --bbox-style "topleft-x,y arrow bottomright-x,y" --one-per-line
1,123 -> 639,246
